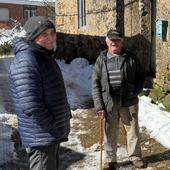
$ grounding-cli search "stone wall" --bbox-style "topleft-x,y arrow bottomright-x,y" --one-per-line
37,6 -> 55,22
55,32 -> 106,63
155,1 -> 170,91
55,0 -> 117,63
123,0 -> 152,75
56,0 -> 117,36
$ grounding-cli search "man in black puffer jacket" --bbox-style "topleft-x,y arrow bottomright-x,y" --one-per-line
9,16 -> 71,170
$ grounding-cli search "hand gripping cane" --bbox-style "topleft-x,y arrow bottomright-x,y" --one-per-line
100,115 -> 104,170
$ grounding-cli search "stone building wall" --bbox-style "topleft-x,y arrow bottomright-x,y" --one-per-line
155,1 -> 170,91
56,0 -> 117,36
123,0 -> 151,74
37,6 -> 55,22
55,0 -> 118,63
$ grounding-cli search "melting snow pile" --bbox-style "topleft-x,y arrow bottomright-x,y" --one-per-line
139,96 -> 170,149
57,58 -> 94,109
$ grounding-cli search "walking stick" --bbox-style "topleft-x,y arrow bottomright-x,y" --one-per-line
100,115 -> 104,170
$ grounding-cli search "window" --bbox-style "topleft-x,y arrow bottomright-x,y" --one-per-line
24,7 -> 37,23
0,8 -> 9,21
78,0 -> 86,28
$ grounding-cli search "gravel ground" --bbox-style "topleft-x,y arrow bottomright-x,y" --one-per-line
60,109 -> 170,170
0,109 -> 170,170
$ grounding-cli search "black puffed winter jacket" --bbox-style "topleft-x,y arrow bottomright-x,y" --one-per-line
9,38 -> 71,147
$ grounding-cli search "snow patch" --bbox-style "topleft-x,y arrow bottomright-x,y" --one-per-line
139,96 -> 170,149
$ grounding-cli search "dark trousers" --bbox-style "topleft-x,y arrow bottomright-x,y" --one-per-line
26,144 -> 60,170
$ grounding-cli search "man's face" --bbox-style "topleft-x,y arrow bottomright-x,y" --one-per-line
106,38 -> 123,55
35,28 -> 56,50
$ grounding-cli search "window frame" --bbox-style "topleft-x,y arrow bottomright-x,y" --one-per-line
23,6 -> 37,23
77,0 -> 86,28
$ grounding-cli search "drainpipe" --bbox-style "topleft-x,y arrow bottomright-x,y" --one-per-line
116,0 -> 124,35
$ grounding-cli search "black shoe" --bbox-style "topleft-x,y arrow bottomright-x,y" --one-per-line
103,162 -> 117,170
131,159 -> 145,169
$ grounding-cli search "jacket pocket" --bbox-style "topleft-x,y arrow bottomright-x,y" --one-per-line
123,83 -> 137,99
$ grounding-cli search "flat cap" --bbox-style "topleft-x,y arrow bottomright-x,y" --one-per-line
106,29 -> 123,40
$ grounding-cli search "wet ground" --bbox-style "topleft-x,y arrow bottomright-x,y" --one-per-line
76,109 -> 170,170
0,109 -> 170,170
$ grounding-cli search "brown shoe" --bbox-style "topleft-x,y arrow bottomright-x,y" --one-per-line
103,162 -> 117,170
132,159 -> 144,169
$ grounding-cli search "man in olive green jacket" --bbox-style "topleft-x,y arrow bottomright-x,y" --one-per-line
92,29 -> 145,170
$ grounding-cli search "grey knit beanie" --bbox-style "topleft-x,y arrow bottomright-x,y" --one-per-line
23,16 -> 55,41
